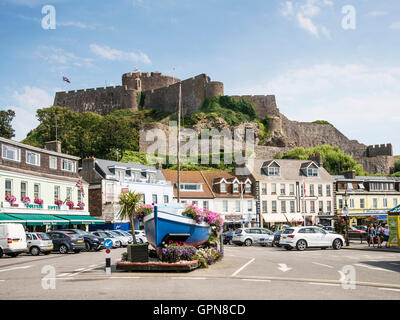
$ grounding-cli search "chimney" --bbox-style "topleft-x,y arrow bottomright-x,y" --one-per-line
343,170 -> 356,179
81,157 -> 96,183
309,153 -> 323,167
44,140 -> 62,153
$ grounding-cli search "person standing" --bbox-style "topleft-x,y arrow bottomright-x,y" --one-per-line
368,224 -> 376,248
376,224 -> 383,248
383,225 -> 391,248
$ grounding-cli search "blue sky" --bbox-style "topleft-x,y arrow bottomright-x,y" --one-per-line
1,0 -> 399,154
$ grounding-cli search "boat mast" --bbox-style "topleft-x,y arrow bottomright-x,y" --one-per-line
177,81 -> 182,203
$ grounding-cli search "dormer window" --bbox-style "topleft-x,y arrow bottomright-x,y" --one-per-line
233,183 -> 239,193
26,151 -> 40,166
2,145 -> 20,162
245,183 -> 251,193
180,183 -> 202,191
268,167 -> 280,176
148,173 -> 156,184
220,183 -> 226,193
307,168 -> 318,176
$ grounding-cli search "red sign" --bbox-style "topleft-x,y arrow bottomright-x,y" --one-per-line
106,249 -> 111,254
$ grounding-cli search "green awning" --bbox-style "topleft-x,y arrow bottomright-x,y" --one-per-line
0,213 -> 26,224
54,215 -> 105,225
5,214 -> 70,226
388,205 -> 400,214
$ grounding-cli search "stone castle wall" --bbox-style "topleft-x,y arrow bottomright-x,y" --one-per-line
366,144 -> 393,157
230,95 -> 280,119
143,74 -> 224,115
122,71 -> 180,92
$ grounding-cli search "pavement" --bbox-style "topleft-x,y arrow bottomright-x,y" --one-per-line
343,241 -> 400,253
0,244 -> 399,300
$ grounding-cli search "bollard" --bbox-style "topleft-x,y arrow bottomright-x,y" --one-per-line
105,248 -> 111,275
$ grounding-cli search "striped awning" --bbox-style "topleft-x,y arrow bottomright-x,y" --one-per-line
0,213 -> 25,224
4,213 -> 69,226
54,215 -> 105,225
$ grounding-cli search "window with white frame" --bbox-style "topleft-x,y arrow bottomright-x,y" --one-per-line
383,198 -> 388,208
289,184 -> 295,195
54,186 -> 60,201
338,199 -> 343,209
235,200 -> 240,212
245,183 -> 251,193
360,198 -> 365,209
281,201 -> 286,213
319,201 -> 323,212
247,200 -> 252,212
307,168 -> 318,176
268,167 -> 280,176
271,183 -> 277,195
180,183 -> 202,191
233,183 -> 239,193
21,181 -> 27,199
164,195 -> 169,204
309,184 -> 315,196
272,201 -> 277,213
280,184 -> 286,195
326,185 -> 331,197
5,179 -> 12,197
152,194 -> 158,204
262,200 -> 267,213
310,201 -> 315,213
66,187 -> 71,201
26,151 -> 40,166
327,201 -> 332,213
2,145 -> 20,162
220,182 -> 226,193
373,198 -> 378,209
34,184 -> 40,200
223,200 -> 228,212
318,184 -> 323,196
203,201 -> 209,209
262,183 -> 267,195
62,159 -> 75,172
349,198 -> 355,209
290,201 -> 295,213
78,190 -> 82,203
49,156 -> 57,169
192,201 -> 198,206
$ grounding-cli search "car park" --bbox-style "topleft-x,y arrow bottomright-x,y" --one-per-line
62,229 -> 104,251
279,226 -> 345,251
0,223 -> 27,258
91,231 -> 121,248
107,230 -> 131,246
47,231 -> 86,254
232,228 -> 274,246
26,232 -> 53,256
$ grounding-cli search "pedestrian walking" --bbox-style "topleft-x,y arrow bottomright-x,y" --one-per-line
368,224 -> 375,248
383,225 -> 391,248
376,224 -> 383,248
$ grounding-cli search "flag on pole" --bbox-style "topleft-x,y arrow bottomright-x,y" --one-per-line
63,76 -> 71,83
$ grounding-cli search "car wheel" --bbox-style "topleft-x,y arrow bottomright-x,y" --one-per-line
84,242 -> 91,252
284,245 -> 293,250
59,245 -> 68,254
333,239 -> 342,250
244,239 -> 252,247
30,246 -> 40,256
296,240 -> 307,251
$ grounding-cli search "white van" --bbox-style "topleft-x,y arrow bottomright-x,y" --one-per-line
0,224 -> 28,258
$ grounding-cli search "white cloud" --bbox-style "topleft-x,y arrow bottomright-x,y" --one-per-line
280,0 -> 332,39
390,22 -> 400,29
367,11 -> 388,17
57,21 -> 94,29
231,63 -> 400,152
90,44 -> 151,64
4,0 -> 67,7
35,46 -> 94,69
9,86 -> 54,140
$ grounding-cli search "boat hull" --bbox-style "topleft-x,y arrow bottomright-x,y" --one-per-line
143,206 -> 210,248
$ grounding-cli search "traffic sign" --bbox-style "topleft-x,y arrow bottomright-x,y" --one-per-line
104,238 -> 113,249
105,249 -> 110,254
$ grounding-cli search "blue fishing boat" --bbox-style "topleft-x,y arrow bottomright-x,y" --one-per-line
143,205 -> 211,248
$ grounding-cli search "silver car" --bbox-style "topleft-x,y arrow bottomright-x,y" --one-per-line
26,232 -> 53,256
91,231 -> 121,248
107,230 -> 132,246
232,228 -> 274,247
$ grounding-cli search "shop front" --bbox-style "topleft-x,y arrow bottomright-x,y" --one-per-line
387,205 -> 400,246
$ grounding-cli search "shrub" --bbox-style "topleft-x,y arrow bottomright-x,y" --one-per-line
192,248 -> 224,268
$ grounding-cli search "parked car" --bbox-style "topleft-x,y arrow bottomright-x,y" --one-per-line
348,227 -> 367,240
322,226 -> 335,233
271,230 -> 283,247
223,231 -> 233,245
232,228 -> 274,246
91,231 -> 121,248
62,229 -> 104,251
47,231 -> 86,254
0,223 -> 27,258
127,229 -> 148,243
107,230 -> 131,246
26,232 -> 53,256
279,226 -> 345,251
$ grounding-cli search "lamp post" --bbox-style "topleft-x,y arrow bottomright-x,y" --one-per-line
343,190 -> 350,246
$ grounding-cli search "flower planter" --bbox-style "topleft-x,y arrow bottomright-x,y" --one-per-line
127,243 -> 149,263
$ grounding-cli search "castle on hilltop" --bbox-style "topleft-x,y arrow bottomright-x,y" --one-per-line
53,70 -> 396,175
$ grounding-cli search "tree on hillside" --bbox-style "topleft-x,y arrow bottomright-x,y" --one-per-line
282,145 -> 365,176
0,109 -> 16,139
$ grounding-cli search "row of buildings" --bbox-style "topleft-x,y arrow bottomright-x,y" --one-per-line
1,137 -> 399,231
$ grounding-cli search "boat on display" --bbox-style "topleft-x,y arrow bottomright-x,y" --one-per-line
143,205 -> 211,248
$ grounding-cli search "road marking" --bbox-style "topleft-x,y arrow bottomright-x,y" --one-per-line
68,264 -> 102,277
309,282 -> 340,287
231,258 -> 255,277
0,265 -> 32,273
57,273 -> 72,277
88,264 -> 98,268
312,262 -> 334,269
378,288 -> 400,292
278,263 -> 292,272
171,277 -> 207,280
354,263 -> 394,273
240,279 -> 271,283
74,268 -> 86,272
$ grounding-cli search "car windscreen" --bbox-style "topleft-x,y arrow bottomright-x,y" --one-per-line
108,231 -> 121,237
71,229 -> 88,236
37,233 -> 51,240
234,229 -> 242,234
282,229 -> 294,234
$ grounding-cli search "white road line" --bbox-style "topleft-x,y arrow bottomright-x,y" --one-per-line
240,279 -> 271,283
171,277 -> 207,280
231,258 -> 255,277
312,262 -> 334,269
88,264 -> 98,268
73,268 -> 86,272
0,265 -> 32,273
309,282 -> 340,287
378,288 -> 400,293
57,273 -> 72,277
68,265 -> 101,277
354,263 -> 394,273
0,280 -> 4,282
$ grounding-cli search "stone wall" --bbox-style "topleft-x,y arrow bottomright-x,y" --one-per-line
143,74 -> 224,115
367,144 -> 393,157
122,71 -> 180,91
53,85 -> 138,115
230,95 -> 280,119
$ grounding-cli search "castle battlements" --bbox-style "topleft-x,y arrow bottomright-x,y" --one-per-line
367,144 -> 393,157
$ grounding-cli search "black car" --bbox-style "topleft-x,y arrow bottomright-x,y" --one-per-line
47,231 -> 86,254
272,230 -> 283,247
62,229 -> 104,251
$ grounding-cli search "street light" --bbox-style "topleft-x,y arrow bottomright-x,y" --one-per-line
343,190 -> 350,246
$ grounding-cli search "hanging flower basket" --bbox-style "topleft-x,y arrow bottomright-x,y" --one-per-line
21,196 -> 31,206
54,200 -> 63,207
77,202 -> 85,209
34,198 -> 43,205
5,195 -> 16,204
66,201 -> 74,209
